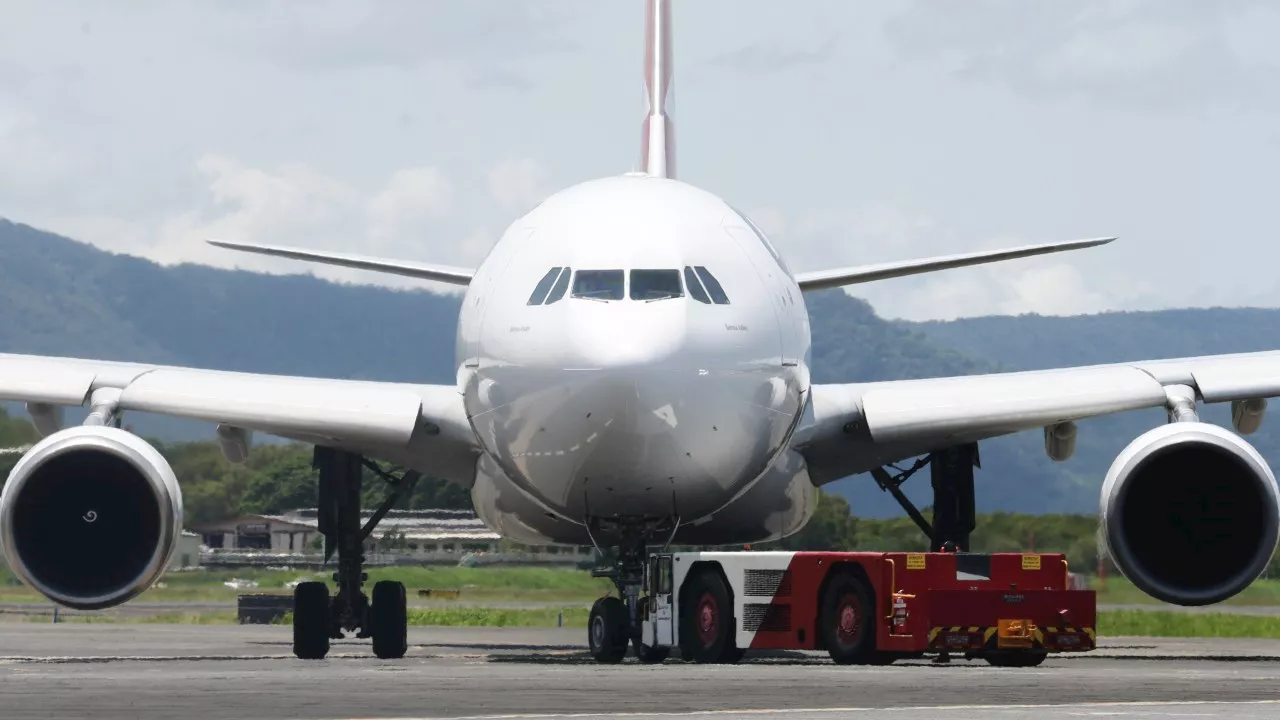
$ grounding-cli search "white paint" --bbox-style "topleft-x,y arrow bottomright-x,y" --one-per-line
334,698 -> 1280,720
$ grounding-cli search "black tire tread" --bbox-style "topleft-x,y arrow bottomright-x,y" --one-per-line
820,571 -> 876,665
679,568 -> 741,664
371,580 -> 408,660
292,581 -> 330,660
589,596 -> 629,664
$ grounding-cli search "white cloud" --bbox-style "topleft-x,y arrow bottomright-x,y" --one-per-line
156,154 -> 361,265
2,2 -> 1280,320
884,0 -> 1280,108
0,109 -> 71,199
367,166 -> 454,251
760,206 -> 1146,320
488,158 -> 549,213
866,261 -> 1138,321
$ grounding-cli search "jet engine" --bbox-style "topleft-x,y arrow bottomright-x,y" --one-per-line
0,426 -> 183,610
1100,421 -> 1280,606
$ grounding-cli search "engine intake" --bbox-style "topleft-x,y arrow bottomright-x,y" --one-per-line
1100,422 -> 1280,606
0,426 -> 183,610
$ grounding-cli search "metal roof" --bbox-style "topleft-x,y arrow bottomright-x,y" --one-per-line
266,508 -> 503,542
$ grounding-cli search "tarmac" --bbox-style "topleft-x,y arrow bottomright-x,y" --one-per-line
2,624 -> 1280,719
5,600 -> 1280,619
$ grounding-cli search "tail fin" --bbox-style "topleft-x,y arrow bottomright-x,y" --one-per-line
640,0 -> 675,179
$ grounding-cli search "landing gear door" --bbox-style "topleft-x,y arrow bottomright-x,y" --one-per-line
651,554 -> 675,646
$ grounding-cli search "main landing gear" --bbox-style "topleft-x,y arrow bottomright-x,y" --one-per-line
291,446 -> 420,660
871,442 -> 980,552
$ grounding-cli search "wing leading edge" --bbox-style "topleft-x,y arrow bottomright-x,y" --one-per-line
793,237 -> 1115,292
0,353 -> 479,485
208,239 -> 475,286
794,350 -> 1280,485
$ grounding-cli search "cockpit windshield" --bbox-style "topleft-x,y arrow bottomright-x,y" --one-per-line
527,267 -> 563,305
685,266 -> 730,304
571,269 -> 625,301
629,269 -> 682,301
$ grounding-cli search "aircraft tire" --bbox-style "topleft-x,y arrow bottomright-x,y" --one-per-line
371,580 -> 409,660
292,581 -> 331,660
588,596 -> 628,664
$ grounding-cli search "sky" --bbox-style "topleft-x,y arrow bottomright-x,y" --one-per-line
2,0 -> 1279,321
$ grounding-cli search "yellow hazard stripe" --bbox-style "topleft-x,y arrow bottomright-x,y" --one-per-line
983,627 -> 996,643
928,628 -> 940,643
1084,627 -> 1095,641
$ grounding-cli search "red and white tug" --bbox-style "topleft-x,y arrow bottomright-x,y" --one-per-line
589,549 -> 1097,667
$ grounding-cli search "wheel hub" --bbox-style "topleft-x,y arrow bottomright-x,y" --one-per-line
591,615 -> 605,647
837,597 -> 860,644
697,592 -> 718,644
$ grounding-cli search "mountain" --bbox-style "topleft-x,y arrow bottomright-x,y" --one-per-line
3,218 -> 1280,518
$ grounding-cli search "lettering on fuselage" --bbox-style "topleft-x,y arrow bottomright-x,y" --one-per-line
509,325 -> 531,333
724,324 -> 748,332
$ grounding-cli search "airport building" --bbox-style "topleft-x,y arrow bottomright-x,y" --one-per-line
189,508 -> 595,565
170,531 -> 203,570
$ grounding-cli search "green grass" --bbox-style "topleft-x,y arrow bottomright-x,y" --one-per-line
1098,609 -> 1280,638
0,565 -> 612,604
1092,576 -> 1280,606
406,606 -> 589,628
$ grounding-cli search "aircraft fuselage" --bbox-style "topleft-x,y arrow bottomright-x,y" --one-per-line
456,174 -> 817,546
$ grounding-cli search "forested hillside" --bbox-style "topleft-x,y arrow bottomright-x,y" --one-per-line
5,218 -> 1280,518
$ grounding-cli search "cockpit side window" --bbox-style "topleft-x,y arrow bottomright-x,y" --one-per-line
543,266 -> 571,304
693,266 -> 730,304
572,269 -> 625,301
630,269 -> 683,301
683,267 -> 711,304
527,267 -> 562,305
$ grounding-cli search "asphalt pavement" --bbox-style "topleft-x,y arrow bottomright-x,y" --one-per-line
2,624 -> 1280,720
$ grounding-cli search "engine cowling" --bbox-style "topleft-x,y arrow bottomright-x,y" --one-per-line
0,426 -> 183,610
1100,422 -> 1280,606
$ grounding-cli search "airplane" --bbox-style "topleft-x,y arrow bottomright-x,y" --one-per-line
2,0 -> 1278,665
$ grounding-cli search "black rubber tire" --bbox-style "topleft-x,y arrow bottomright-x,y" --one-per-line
633,638 -> 670,664
679,568 -> 741,664
292,581 -> 331,660
588,597 -> 629,664
820,572 -> 876,665
371,580 -> 408,660
985,651 -> 1048,667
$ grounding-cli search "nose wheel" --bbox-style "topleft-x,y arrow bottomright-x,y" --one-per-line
588,596 -> 629,663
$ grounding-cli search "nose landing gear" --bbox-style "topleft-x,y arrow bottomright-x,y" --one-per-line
587,517 -> 738,665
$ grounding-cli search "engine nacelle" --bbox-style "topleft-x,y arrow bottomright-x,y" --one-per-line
1100,422 -> 1280,606
0,426 -> 183,610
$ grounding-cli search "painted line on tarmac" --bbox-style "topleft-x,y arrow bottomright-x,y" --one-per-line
0,653 -> 393,664
336,699 -> 1280,720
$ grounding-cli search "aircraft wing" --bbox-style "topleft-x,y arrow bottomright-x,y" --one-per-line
207,239 -> 475,286
792,237 -> 1114,292
0,353 -> 479,484
794,350 -> 1280,485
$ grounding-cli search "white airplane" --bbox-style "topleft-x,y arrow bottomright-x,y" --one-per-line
1,0 -> 1277,664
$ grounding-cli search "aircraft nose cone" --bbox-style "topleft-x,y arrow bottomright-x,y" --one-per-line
571,302 -> 686,368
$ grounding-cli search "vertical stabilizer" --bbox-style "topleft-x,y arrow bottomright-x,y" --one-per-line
641,0 -> 675,179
